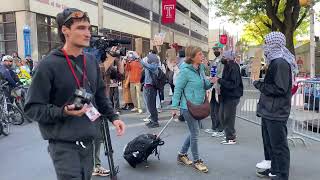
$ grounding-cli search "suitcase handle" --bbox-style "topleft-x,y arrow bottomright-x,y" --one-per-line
156,116 -> 174,139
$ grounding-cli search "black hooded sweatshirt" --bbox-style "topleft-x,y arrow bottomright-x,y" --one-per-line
218,60 -> 243,100
24,49 -> 119,142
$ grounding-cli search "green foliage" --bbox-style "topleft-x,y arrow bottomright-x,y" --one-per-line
241,13 -> 309,46
209,0 -> 314,53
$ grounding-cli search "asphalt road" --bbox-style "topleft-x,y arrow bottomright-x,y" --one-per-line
1,109 -> 320,180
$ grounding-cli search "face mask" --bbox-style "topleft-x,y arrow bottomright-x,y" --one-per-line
214,51 -> 221,57
221,58 -> 228,64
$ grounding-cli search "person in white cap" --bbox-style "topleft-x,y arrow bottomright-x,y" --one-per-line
0,55 -> 19,88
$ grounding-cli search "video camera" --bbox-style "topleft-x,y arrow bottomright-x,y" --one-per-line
90,34 -> 131,58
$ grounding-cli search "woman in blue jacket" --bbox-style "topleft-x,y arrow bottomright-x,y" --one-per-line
171,46 -> 212,173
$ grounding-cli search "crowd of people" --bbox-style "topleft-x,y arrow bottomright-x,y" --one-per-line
0,52 -> 34,88
99,35 -> 291,180
0,52 -> 34,107
0,7 -> 294,180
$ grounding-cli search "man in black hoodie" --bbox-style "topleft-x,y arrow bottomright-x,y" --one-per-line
254,32 -> 295,180
24,8 -> 125,180
211,50 -> 243,145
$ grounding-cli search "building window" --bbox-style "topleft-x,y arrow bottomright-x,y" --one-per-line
91,26 -> 98,35
0,12 -> 17,55
36,14 -> 62,58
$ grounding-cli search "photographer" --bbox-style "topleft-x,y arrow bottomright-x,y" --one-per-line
24,8 -> 125,180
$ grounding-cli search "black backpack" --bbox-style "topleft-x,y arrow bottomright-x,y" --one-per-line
123,134 -> 164,168
150,68 -> 167,90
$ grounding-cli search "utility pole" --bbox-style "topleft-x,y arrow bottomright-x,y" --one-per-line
98,0 -> 104,35
310,1 -> 315,78
158,0 -> 161,33
150,0 -> 154,49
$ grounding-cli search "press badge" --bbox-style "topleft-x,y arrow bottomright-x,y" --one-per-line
85,103 -> 101,122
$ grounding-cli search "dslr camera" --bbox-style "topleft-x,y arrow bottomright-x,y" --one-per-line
73,88 -> 93,110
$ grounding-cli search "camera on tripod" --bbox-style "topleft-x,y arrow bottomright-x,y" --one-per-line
90,34 -> 131,58
73,88 -> 93,110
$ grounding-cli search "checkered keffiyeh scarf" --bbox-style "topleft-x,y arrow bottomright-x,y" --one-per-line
264,32 -> 298,75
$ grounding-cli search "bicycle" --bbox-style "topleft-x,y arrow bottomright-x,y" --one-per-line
11,85 -> 31,123
0,81 -> 25,126
0,82 -> 11,135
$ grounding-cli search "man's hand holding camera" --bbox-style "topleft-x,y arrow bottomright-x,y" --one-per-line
64,104 -> 126,136
64,104 -> 89,117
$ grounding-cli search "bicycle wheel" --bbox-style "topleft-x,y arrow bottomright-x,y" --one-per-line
0,122 -> 3,136
1,117 -> 10,136
15,99 -> 32,123
7,103 -> 24,125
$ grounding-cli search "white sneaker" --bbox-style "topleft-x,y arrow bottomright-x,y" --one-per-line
142,117 -> 151,122
138,109 -> 143,114
204,129 -> 215,134
221,139 -> 236,145
268,172 -> 276,177
256,160 -> 271,169
212,131 -> 225,137
131,108 -> 138,112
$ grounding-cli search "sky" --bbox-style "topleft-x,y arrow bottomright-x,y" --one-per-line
208,3 -> 320,40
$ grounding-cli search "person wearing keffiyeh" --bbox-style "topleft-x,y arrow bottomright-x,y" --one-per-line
254,32 -> 292,180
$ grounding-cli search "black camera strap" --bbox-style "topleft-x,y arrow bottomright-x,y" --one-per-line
61,49 -> 93,92
69,59 -> 93,92
62,49 -> 87,89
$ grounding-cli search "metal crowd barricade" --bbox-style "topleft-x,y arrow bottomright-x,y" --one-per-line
236,77 -> 262,125
290,80 -> 320,143
237,77 -> 320,145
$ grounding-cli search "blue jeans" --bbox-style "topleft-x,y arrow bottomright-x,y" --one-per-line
143,86 -> 158,123
180,109 -> 200,161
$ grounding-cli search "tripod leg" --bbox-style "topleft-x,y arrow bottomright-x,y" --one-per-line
101,117 -> 118,180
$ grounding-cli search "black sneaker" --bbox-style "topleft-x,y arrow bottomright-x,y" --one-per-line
146,122 -> 160,128
256,169 -> 276,178
178,115 -> 185,122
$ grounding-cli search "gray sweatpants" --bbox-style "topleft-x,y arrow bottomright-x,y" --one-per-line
48,141 -> 93,180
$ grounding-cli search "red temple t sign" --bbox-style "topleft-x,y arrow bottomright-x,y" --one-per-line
162,0 -> 177,24
220,34 -> 228,45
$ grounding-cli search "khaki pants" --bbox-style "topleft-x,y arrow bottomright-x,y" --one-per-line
130,83 -> 142,110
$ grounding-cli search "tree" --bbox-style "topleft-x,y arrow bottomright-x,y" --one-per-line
241,14 -> 273,45
241,13 -> 309,46
210,0 -> 319,55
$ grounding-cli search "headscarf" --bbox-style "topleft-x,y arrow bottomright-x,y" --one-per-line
264,32 -> 298,75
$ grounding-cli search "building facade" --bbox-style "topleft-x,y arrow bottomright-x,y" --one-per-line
0,0 -> 209,61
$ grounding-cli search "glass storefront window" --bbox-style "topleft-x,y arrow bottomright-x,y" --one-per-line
0,12 -> 17,55
37,14 -> 62,58
91,26 -> 98,35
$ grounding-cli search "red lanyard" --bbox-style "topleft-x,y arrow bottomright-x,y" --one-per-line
62,49 -> 87,88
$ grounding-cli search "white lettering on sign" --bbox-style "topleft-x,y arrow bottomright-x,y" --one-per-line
164,5 -> 175,18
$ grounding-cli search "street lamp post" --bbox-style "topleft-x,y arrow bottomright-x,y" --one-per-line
310,1 -> 316,78
98,0 -> 103,35
301,0 -> 316,77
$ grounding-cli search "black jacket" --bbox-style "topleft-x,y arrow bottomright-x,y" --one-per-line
218,61 -> 243,100
24,49 -> 119,142
254,58 -> 292,121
